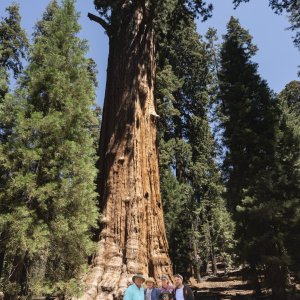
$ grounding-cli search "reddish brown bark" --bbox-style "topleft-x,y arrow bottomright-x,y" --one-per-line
83,3 -> 173,300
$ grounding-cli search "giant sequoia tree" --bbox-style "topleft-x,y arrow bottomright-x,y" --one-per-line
83,1 -> 212,299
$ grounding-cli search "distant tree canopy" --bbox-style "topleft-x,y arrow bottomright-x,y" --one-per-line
0,4 -> 28,78
91,0 -> 213,31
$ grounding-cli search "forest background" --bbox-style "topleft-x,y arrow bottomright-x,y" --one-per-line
0,0 -> 299,300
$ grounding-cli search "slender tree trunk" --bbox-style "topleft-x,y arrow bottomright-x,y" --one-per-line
220,251 -> 228,276
249,264 -> 261,295
268,264 -> 288,300
0,231 -> 7,279
210,244 -> 217,276
27,251 -> 48,298
4,252 -> 28,300
203,219 -> 214,275
192,220 -> 201,282
192,246 -> 201,282
0,249 -> 5,279
204,238 -> 210,275
209,225 -> 217,276
203,223 -> 210,275
83,3 -> 172,300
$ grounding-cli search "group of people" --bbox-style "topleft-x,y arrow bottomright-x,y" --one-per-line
124,273 -> 194,300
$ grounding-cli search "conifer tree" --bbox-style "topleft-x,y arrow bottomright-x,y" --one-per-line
219,14 -> 275,286
219,17 -> 299,299
156,4 -> 235,279
275,81 -> 300,282
0,3 -> 28,138
219,16 -> 275,213
279,80 -> 300,114
0,3 -> 28,285
1,1 -> 99,299
0,4 -> 28,80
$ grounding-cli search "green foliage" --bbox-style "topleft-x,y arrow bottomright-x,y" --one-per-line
0,4 -> 28,78
276,81 -> 300,279
0,0 -> 99,298
219,16 -> 275,212
0,3 -> 28,112
157,3 -> 235,278
219,17 -> 300,296
160,163 -> 194,274
0,4 -> 29,289
279,80 -> 300,114
93,0 -> 213,25
219,15 -> 276,264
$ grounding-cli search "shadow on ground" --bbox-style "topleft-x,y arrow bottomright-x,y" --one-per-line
191,268 -> 300,300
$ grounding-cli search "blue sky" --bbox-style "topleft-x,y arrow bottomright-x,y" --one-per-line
0,0 -> 299,105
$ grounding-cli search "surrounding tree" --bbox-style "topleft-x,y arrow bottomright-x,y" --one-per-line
219,16 -> 275,213
219,14 -> 271,291
155,3 -> 235,280
275,81 -> 300,283
0,3 -> 28,136
1,1 -> 99,299
0,3 -> 28,287
279,80 -> 300,114
0,4 -> 28,80
219,16 -> 299,299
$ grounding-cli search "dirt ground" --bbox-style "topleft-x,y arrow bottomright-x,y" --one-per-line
190,268 -> 300,300
191,269 -> 255,299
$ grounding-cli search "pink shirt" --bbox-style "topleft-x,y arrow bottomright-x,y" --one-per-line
160,285 -> 173,293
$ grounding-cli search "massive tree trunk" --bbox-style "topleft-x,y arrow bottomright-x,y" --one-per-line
192,219 -> 201,282
83,2 -> 173,300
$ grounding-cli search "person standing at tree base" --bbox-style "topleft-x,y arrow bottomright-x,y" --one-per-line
123,274 -> 145,300
160,275 -> 173,294
172,274 -> 194,300
145,277 -> 160,300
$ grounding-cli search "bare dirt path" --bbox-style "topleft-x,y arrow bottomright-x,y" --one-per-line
190,269 -> 300,300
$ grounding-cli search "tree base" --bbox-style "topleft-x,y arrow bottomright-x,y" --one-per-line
81,238 -> 172,300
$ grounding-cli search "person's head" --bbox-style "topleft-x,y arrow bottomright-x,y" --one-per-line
161,291 -> 171,300
132,274 -> 145,288
145,277 -> 155,289
174,274 -> 183,287
160,275 -> 169,288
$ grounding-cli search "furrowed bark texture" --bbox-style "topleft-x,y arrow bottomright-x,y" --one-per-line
83,3 -> 173,300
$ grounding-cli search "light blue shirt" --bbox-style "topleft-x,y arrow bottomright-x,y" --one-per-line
123,283 -> 145,300
175,287 -> 184,300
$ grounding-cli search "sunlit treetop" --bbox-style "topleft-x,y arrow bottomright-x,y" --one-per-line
90,0 -> 213,36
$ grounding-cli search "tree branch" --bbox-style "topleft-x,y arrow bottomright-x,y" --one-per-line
87,13 -> 111,34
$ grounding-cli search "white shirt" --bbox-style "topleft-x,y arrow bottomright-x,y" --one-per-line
175,287 -> 184,300
146,288 -> 152,300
